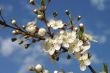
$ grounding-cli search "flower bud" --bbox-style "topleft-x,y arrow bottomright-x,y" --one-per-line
37,14 -> 44,20
24,35 -> 29,39
22,25 -> 26,29
33,9 -> 38,14
79,23 -> 84,27
38,28 -> 46,36
74,27 -> 78,31
24,44 -> 30,49
18,40 -> 24,44
53,12 -> 58,17
29,0 -> 35,5
43,69 -> 50,73
12,30 -> 21,35
65,10 -> 70,15
28,65 -> 35,71
11,19 -> 16,25
79,23 -> 84,33
54,70 -> 59,73
77,15 -> 82,21
41,6 -> 47,11
35,64 -> 43,72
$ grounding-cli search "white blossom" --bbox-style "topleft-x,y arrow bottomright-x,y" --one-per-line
26,21 -> 37,34
59,31 -> 76,48
38,28 -> 46,36
68,39 -> 83,53
47,19 -> 64,29
80,52 -> 88,60
81,42 -> 91,54
44,38 -> 61,55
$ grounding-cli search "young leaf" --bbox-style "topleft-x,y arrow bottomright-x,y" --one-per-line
11,38 -> 17,42
53,12 -> 58,17
103,63 -> 108,73
41,0 -> 46,6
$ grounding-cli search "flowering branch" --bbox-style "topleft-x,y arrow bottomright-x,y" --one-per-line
0,0 -> 108,73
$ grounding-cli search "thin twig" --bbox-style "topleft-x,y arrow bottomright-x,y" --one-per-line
88,65 -> 97,73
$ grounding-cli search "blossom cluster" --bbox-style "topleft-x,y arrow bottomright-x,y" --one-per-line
1,0 -> 108,73
11,10 -> 95,72
29,64 -> 73,73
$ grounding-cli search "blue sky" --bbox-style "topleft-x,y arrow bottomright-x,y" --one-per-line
0,0 -> 110,73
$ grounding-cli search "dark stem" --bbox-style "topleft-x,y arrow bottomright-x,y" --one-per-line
88,65 -> 96,73
42,11 -> 53,38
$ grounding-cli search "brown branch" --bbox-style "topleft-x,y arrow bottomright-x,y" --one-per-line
0,20 -> 45,40
88,65 -> 97,73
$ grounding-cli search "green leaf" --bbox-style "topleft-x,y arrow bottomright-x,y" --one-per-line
53,12 -> 58,17
24,44 -> 30,49
0,20 -> 7,26
78,31 -> 83,39
32,39 -> 36,43
103,63 -> 108,73
18,40 -> 24,44
41,0 -> 46,6
11,38 -> 17,42
0,20 -> 4,24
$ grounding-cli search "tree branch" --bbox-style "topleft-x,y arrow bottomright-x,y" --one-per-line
88,65 -> 96,73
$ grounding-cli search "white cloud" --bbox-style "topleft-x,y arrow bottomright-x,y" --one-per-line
91,54 -> 103,64
0,37 -> 47,73
17,42 -> 47,73
0,38 -> 19,56
94,35 -> 107,44
90,0 -> 105,10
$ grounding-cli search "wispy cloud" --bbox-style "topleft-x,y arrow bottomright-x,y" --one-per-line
0,37 -> 47,73
94,35 -> 107,44
91,54 -> 103,64
90,0 -> 105,10
0,38 -> 18,56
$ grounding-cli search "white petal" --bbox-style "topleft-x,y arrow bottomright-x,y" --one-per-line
43,69 -> 49,73
68,48 -> 74,53
54,70 -> 59,73
81,42 -> 91,53
77,40 -> 83,46
74,48 -> 80,52
63,43 -> 69,48
74,52 -> 81,60
84,59 -> 91,66
49,48 -> 55,55
81,52 -> 88,60
80,64 -> 86,71
55,44 -> 61,51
